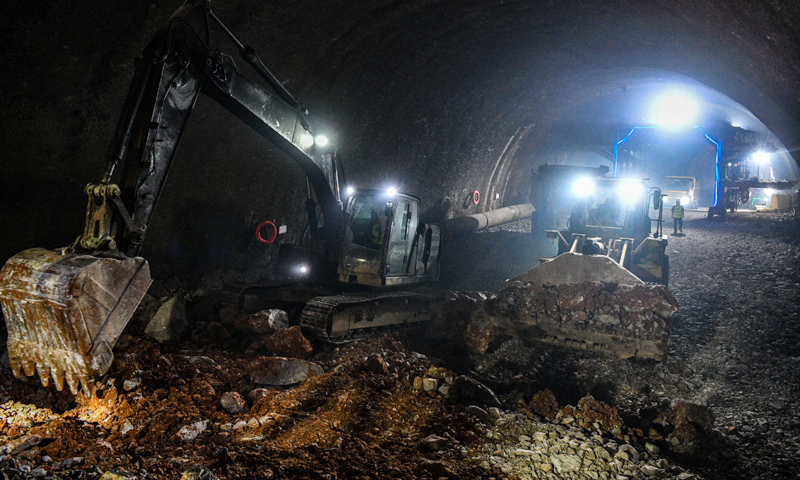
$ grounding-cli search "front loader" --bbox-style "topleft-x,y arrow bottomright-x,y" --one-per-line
504,166 -> 674,361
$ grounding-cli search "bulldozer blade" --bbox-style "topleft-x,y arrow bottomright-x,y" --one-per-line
508,253 -> 644,287
498,253 -> 676,361
0,248 -> 151,396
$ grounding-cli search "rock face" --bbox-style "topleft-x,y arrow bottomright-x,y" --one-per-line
145,295 -> 187,343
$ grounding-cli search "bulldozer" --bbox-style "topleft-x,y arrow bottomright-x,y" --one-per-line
501,165 -> 674,360
528,164 -> 669,286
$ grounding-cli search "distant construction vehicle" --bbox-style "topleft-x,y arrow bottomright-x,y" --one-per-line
663,176 -> 697,209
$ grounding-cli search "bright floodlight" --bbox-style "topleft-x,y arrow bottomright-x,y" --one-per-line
315,135 -> 329,147
345,186 -> 355,195
300,133 -> 314,149
386,187 -> 397,197
654,93 -> 697,127
753,151 -> 770,163
618,179 -> 643,203
572,177 -> 595,197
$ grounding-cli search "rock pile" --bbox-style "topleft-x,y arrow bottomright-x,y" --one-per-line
492,281 -> 677,361
473,405 -> 703,480
430,281 -> 679,362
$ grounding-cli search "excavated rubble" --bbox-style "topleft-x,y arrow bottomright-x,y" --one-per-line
0,210 -> 798,479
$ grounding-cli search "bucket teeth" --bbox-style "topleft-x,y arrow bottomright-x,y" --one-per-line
52,368 -> 66,393
80,378 -> 95,398
0,248 -> 151,396
37,365 -> 51,388
65,372 -> 79,396
22,358 -> 36,378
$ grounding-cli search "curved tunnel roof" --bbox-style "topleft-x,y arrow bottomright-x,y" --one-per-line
1,0 -> 798,274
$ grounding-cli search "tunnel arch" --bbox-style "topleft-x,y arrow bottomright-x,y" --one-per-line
486,68 -> 800,211
2,0 -> 800,281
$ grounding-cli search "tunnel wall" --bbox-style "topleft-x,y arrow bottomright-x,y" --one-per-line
1,0 -> 798,285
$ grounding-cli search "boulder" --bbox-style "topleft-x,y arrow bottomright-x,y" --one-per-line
363,354 -> 389,374
220,392 -> 247,414
448,376 -> 501,408
420,434 -> 449,451
178,421 -> 207,441
668,401 -> 715,434
426,292 -> 499,354
250,357 -> 323,386
530,389 -> 560,420
262,326 -> 313,358
234,309 -> 289,335
180,464 -> 218,480
145,295 -> 187,342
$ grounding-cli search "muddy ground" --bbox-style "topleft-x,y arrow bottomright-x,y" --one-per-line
0,209 -> 798,479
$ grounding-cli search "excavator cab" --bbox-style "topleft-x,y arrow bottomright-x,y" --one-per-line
339,189 -> 440,287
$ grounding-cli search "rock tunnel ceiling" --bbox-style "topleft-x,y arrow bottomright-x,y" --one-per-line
1,0 -> 799,279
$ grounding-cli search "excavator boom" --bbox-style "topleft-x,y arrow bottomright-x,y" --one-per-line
0,1 -> 344,395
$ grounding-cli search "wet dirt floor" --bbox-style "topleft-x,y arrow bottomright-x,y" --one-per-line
0,210 -> 799,479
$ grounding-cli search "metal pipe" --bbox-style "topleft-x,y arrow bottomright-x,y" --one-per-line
440,203 -> 535,235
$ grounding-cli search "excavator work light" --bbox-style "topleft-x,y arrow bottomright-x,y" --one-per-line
314,135 -> 329,147
300,133 -> 314,149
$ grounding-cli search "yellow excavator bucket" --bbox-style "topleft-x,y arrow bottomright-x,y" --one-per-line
0,248 -> 150,395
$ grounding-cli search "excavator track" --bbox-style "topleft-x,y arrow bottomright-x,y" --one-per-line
301,291 -> 443,343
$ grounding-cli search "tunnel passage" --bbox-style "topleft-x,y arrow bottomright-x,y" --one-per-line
1,0 -> 799,283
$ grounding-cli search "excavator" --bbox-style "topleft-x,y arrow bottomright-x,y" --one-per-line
0,1 -> 450,396
0,2 -> 671,395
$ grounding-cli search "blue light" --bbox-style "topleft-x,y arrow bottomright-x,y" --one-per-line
612,126 -> 657,176
698,126 -> 722,208
612,125 -> 722,208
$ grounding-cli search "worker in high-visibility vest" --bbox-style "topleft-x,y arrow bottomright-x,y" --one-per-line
671,199 -> 684,234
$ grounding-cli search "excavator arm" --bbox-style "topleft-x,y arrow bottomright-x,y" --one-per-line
90,0 -> 342,256
0,0 -> 344,395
